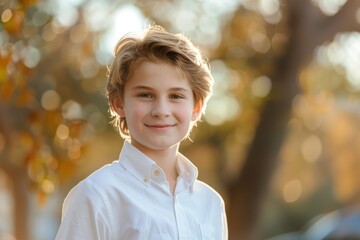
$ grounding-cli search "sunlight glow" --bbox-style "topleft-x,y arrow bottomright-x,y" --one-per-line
206,95 -> 240,125
174,9 -> 197,33
259,0 -> 279,15
54,5 -> 78,27
316,33 -> 360,91
50,0 -> 85,28
205,60 -> 241,125
83,1 -> 110,32
312,0 -> 347,16
211,60 -> 240,93
101,5 -> 146,55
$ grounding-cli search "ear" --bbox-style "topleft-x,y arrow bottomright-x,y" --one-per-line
191,101 -> 202,121
110,97 -> 125,117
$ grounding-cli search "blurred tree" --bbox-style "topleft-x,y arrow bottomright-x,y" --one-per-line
0,0 -> 112,238
220,1 -> 360,239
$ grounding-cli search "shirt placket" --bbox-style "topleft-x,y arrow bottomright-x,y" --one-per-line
173,183 -> 190,240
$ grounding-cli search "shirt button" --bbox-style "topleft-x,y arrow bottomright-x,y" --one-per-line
154,169 -> 160,176
143,177 -> 148,183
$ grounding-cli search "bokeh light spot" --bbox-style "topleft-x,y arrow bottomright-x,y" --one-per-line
41,179 -> 55,194
312,0 -> 346,16
250,32 -> 271,53
283,179 -> 302,203
251,75 -> 272,98
316,33 -> 360,91
62,100 -> 83,119
259,0 -> 280,16
56,124 -> 69,140
41,90 -> 61,111
1,9 -> 12,23
80,58 -> 99,79
54,5 -> 78,27
301,134 -> 322,162
206,95 -> 240,125
23,46 -> 41,68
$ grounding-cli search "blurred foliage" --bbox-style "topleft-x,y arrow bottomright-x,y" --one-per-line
1,0 -> 360,239
0,0 -> 111,201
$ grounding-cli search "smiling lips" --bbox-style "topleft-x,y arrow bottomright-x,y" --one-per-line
145,124 -> 176,129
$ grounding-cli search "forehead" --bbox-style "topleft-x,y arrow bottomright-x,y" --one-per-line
128,61 -> 192,90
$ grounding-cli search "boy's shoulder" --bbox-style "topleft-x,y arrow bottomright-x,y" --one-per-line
82,160 -> 125,186
63,160 -> 131,206
71,161 -> 126,195
193,179 -> 224,203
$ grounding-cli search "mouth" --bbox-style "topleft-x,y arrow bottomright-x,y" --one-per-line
145,124 -> 176,129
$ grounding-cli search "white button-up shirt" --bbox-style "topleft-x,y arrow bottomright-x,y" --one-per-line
56,141 -> 228,240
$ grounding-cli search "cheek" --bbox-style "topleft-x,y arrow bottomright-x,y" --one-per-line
125,102 -> 148,119
176,104 -> 195,121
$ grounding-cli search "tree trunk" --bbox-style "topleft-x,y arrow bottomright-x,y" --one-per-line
2,164 -> 29,240
227,48 -> 300,240
0,104 -> 29,240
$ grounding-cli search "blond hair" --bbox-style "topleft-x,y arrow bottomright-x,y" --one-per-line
106,25 -> 213,137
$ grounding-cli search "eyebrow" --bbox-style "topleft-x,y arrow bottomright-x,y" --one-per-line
131,85 -> 191,92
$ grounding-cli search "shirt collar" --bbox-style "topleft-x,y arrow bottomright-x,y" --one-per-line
176,152 -> 198,192
118,141 -> 198,190
119,141 -> 155,186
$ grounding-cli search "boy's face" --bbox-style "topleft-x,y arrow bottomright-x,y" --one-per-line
115,61 -> 200,153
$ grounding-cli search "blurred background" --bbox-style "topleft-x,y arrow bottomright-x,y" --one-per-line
1,0 -> 360,239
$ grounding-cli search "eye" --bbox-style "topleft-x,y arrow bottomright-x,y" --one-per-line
137,93 -> 154,99
169,94 -> 184,100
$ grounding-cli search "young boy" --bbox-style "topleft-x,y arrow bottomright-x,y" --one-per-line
55,25 -> 228,240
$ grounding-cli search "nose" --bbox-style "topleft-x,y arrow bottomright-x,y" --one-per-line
151,98 -> 170,118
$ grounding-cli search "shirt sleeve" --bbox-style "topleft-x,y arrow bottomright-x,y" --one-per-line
55,181 -> 109,240
221,200 -> 228,240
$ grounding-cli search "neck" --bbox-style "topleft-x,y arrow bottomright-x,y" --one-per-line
130,141 -> 179,182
